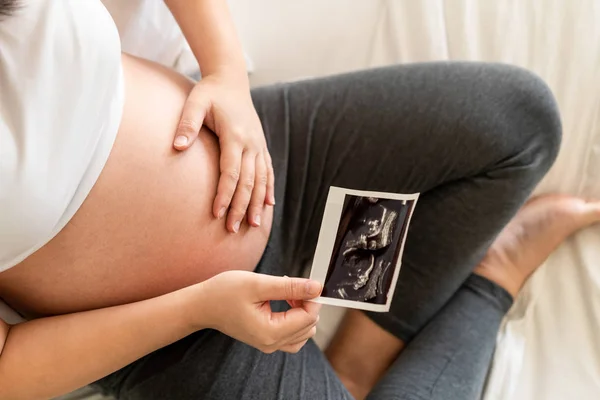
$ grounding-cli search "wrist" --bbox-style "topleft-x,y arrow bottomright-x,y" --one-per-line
175,282 -> 213,333
203,66 -> 250,89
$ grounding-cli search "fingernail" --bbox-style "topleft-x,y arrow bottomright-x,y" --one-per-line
254,215 -> 261,226
270,195 -> 276,205
305,281 -> 321,296
174,135 -> 188,147
233,221 -> 240,233
218,207 -> 226,219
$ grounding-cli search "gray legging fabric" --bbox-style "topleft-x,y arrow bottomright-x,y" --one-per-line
95,62 -> 561,399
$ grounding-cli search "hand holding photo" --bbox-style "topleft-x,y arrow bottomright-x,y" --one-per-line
309,187 -> 418,312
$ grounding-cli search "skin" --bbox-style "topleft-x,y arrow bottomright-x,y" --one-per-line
166,0 -> 276,231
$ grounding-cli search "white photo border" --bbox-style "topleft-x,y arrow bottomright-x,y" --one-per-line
309,186 -> 420,312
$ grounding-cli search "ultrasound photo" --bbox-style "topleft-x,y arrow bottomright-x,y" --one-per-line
309,187 -> 418,312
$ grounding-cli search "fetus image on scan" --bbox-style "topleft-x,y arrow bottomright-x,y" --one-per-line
322,196 -> 414,305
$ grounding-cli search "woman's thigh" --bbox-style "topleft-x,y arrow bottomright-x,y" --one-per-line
96,331 -> 352,400
253,62 -> 561,340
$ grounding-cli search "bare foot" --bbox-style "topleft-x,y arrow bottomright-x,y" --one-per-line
474,194 -> 600,297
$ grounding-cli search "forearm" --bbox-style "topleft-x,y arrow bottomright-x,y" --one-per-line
0,285 -> 200,400
165,0 -> 248,82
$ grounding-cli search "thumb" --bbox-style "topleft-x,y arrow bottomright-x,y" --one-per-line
255,275 -> 322,301
173,97 -> 208,150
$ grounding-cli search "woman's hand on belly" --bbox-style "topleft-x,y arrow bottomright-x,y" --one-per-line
173,73 -> 276,233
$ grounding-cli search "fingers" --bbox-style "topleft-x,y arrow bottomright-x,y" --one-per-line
280,325 -> 318,354
268,306 -> 318,342
280,340 -> 309,354
252,301 -> 317,354
250,275 -> 322,354
226,151 -> 256,232
267,296 -> 321,340
259,307 -> 319,354
225,146 -> 270,232
301,299 -> 322,318
285,298 -> 322,318
256,275 -> 322,301
286,299 -> 302,309
287,318 -> 319,344
264,151 -> 276,206
213,141 -> 243,220
211,123 -> 273,231
278,321 -> 319,354
173,99 -> 207,151
247,153 -> 267,227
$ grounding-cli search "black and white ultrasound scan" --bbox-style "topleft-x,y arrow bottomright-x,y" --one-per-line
309,187 -> 418,312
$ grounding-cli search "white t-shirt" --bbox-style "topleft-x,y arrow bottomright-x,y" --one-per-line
101,0 -> 199,76
101,0 -> 253,77
0,0 -> 124,321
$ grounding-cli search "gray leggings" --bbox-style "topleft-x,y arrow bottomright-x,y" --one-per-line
96,62 -> 561,399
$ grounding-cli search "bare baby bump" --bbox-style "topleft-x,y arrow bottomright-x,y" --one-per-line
0,55 -> 273,317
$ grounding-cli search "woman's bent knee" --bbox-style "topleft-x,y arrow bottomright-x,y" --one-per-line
489,64 -> 562,172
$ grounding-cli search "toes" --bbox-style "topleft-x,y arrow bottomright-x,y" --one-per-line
549,197 -> 600,230
581,200 -> 600,222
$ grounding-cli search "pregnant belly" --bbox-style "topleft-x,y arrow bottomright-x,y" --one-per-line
0,55 -> 273,317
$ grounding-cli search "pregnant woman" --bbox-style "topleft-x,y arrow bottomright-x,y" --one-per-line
3,1 -> 597,399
